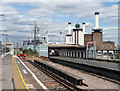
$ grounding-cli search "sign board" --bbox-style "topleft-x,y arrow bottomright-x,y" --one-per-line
5,43 -> 12,46
87,42 -> 94,44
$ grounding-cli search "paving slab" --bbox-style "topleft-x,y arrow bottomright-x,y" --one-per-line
2,54 -> 13,90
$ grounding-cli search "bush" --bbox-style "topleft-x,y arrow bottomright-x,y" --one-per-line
23,49 -> 38,57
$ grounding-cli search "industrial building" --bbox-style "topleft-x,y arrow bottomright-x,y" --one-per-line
84,12 -> 115,51
65,12 -> 115,51
23,12 -> 116,59
65,22 -> 85,46
49,12 -> 116,59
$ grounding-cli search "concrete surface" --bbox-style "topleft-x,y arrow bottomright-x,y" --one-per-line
50,56 -> 120,71
2,54 -> 13,89
0,55 -> 2,91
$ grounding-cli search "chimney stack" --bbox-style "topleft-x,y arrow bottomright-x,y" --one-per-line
95,12 -> 99,29
82,23 -> 85,34
68,22 -> 71,34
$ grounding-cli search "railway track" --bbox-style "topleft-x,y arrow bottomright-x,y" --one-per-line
23,57 -> 120,90
27,60 -> 85,91
50,56 -> 120,83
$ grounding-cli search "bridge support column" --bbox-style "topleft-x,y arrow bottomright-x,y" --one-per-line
113,50 -> 115,60
68,51 -> 70,57
64,50 -> 66,56
66,51 -> 67,56
101,50 -> 103,59
107,50 -> 109,60
71,51 -> 72,57
79,52 -> 81,58
76,52 -> 78,58
92,50 -> 94,59
74,51 -> 75,58
83,52 -> 85,58
95,50 -> 97,59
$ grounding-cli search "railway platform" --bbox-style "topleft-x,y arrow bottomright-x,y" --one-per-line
1,54 -> 66,91
50,56 -> 120,71
1,54 -> 44,90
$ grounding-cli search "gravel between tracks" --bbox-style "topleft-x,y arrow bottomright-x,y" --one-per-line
41,59 -> 119,90
27,57 -> 120,90
24,61 -> 66,90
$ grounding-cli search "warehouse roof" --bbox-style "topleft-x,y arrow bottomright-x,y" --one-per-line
48,44 -> 86,49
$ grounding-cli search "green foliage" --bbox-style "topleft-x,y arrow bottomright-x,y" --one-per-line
23,49 -> 29,54
19,48 -> 23,51
29,48 -> 32,52
23,48 -> 38,56
17,52 -> 20,55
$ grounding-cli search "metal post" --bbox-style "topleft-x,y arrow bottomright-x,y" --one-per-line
86,43 -> 88,59
94,41 -> 96,59
60,30 -> 62,44
4,34 -> 8,56
5,35 -> 6,56
0,14 -> 4,60
1,33 -> 4,60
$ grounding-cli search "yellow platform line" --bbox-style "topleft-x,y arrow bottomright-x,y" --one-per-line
13,56 -> 29,91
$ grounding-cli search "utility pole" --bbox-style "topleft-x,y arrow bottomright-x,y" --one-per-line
4,34 -> 8,56
0,13 -> 5,60
15,42 -> 18,55
46,31 -> 48,44
60,30 -> 62,44
34,22 -> 36,50
1,32 -> 4,60
34,22 -> 39,50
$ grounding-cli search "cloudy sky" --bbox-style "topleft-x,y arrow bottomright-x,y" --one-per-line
0,0 -> 119,47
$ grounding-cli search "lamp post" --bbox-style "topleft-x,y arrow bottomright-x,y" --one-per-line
4,34 -> 8,56
1,30 -> 7,60
60,30 -> 62,44
0,13 -> 6,60
1,32 -> 4,60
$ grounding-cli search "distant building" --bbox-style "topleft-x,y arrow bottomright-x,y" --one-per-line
41,36 -> 47,44
65,22 -> 85,46
65,22 -> 72,44
23,40 -> 41,46
84,12 -> 115,51
0,41 -> 2,49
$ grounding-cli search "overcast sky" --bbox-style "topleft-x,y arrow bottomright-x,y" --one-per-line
0,0 -> 119,47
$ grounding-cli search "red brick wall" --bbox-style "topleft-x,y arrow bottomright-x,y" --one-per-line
101,41 -> 115,50
84,34 -> 92,46
92,32 -> 102,50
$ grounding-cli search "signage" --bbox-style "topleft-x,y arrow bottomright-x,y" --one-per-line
5,43 -> 12,46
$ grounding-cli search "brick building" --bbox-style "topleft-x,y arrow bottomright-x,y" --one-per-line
84,12 -> 115,51
84,29 -> 115,50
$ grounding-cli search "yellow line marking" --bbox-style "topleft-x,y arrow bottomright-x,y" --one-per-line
13,56 -> 30,91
